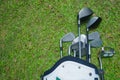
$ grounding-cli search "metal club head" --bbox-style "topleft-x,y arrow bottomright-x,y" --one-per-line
61,32 -> 75,42
88,31 -> 100,41
69,42 -> 86,57
98,47 -> 115,69
100,47 -> 115,58
87,17 -> 102,30
60,32 -> 75,58
72,34 -> 87,44
90,38 -> 102,48
78,7 -> 93,21
72,32 -> 100,43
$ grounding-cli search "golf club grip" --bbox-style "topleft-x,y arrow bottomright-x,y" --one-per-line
101,75 -> 104,80
99,69 -> 104,80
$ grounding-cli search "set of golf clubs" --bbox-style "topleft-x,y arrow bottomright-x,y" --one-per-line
60,7 -> 102,61
59,7 -> 115,80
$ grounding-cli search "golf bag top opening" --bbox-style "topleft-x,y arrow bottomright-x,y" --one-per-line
41,56 -> 99,80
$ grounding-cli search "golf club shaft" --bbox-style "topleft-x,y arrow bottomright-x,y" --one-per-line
86,28 -> 90,62
60,51 -> 62,58
78,19 -> 81,59
73,50 -> 76,57
98,56 -> 103,70
88,44 -> 91,62
60,40 -> 63,58
98,55 -> 104,80
68,45 -> 71,56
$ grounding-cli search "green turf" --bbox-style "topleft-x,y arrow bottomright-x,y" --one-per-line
0,0 -> 120,80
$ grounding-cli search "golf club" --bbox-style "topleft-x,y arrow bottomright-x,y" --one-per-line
77,7 -> 93,59
86,16 -> 102,62
98,47 -> 115,80
60,32 -> 75,58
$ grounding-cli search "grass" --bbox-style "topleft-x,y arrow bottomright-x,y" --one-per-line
0,0 -> 120,80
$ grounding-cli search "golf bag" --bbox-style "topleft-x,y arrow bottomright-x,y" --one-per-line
41,56 -> 100,80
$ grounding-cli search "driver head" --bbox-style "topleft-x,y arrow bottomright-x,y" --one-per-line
78,7 -> 93,21
87,17 -> 102,29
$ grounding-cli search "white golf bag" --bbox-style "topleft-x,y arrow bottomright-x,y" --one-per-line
41,56 -> 100,80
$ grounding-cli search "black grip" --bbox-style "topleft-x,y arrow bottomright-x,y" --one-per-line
99,69 -> 104,80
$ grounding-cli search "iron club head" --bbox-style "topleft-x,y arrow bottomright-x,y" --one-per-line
88,31 -> 100,41
90,38 -> 102,48
61,32 -> 75,42
60,32 -> 75,58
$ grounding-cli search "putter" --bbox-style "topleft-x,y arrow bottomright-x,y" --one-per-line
77,7 -> 93,59
98,47 -> 115,80
86,16 -> 102,62
60,32 -> 75,58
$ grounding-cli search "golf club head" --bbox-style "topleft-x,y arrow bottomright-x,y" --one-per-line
72,34 -> 87,45
90,38 -> 102,48
71,42 -> 81,50
89,31 -> 100,41
72,32 -> 100,43
87,17 -> 102,29
100,47 -> 115,58
78,7 -> 93,21
60,32 -> 75,58
61,32 -> 75,42
70,42 -> 86,57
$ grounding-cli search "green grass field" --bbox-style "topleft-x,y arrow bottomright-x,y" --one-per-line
0,0 -> 120,80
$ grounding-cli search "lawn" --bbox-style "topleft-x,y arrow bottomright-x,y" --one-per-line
0,0 -> 120,80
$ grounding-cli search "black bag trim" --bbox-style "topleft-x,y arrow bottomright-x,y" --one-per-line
42,56 -> 99,78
